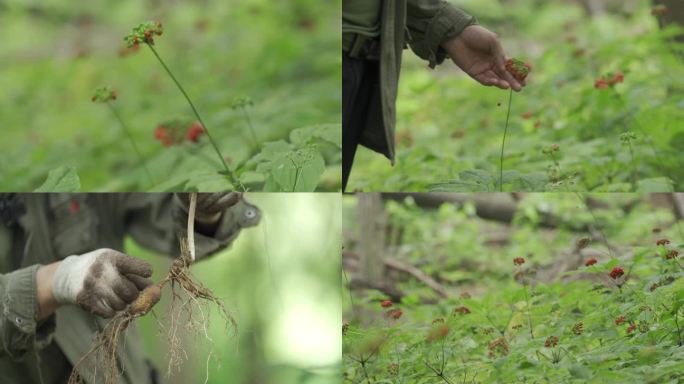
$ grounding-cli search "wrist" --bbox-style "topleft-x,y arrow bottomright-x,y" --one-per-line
36,262 -> 61,320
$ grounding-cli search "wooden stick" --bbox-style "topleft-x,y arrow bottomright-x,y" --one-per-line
188,192 -> 197,262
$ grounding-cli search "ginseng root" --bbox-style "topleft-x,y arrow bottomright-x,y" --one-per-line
68,193 -> 236,384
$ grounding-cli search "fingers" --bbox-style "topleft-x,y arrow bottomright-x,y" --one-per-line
488,35 -> 524,92
101,288 -> 127,311
114,254 -> 152,277
113,277 -> 140,302
90,300 -> 116,318
474,71 -> 510,90
492,58 -> 522,92
213,192 -> 241,211
125,274 -> 153,291
196,193 -> 222,210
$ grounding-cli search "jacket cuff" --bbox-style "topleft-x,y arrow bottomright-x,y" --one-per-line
2,265 -> 56,357
423,6 -> 476,68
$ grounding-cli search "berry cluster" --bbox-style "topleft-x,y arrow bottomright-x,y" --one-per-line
594,71 -> 624,89
542,144 -> 560,155
426,324 -> 450,343
487,337 -> 509,358
154,121 -> 204,147
513,257 -> 525,266
124,21 -> 164,47
505,58 -> 532,81
609,266 -> 624,280
656,238 -> 671,246
453,306 -> 471,315
91,86 -> 117,103
619,131 -> 637,145
584,258 -> 597,267
386,309 -> 403,320
231,96 -> 254,110
572,321 -> 584,335
544,335 -> 559,348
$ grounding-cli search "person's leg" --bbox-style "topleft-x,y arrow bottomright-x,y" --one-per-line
342,54 -> 364,191
343,55 -> 378,191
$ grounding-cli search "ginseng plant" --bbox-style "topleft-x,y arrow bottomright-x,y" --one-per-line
124,21 -> 246,191
499,58 -> 531,192
92,86 -> 154,186
68,192 -> 237,384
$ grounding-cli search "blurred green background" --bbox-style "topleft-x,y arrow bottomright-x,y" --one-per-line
128,193 -> 340,383
0,0 -> 341,191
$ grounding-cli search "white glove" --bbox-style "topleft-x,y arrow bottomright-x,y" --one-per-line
52,248 -> 153,318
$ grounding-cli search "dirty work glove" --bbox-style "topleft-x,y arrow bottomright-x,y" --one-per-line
176,192 -> 242,224
52,248 -> 153,318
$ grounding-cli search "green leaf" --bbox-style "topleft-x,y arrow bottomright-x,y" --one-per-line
568,364 -> 593,379
34,166 -> 81,192
636,177 -> 674,192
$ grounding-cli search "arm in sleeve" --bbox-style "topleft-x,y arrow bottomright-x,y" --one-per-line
122,194 -> 243,260
0,265 -> 56,359
406,0 -> 476,68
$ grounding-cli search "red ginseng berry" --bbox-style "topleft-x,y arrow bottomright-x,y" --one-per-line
609,266 -> 624,280
505,58 -> 532,81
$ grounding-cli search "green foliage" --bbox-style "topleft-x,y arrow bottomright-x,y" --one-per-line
0,0 -> 341,191
344,194 -> 684,383
349,0 -> 684,192
34,166 -> 81,192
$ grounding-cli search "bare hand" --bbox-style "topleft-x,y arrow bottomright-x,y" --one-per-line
442,25 -> 526,92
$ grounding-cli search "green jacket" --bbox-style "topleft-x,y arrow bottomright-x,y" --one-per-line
0,194 -> 260,384
346,0 -> 475,164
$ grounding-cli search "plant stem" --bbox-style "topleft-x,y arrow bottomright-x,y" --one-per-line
107,103 -> 154,186
360,359 -> 371,383
627,141 -> 637,191
521,275 -> 534,339
240,106 -> 259,148
500,88 -> 513,192
574,192 -> 614,258
146,44 -> 245,191
674,309 -> 683,346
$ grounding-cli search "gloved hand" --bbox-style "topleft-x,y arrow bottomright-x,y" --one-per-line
176,192 -> 242,224
52,248 -> 153,318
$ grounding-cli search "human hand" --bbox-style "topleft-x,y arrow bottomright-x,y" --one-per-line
51,248 -> 153,318
442,25 -> 526,91
176,192 -> 242,224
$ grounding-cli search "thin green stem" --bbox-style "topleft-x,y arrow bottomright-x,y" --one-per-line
521,272 -> 534,339
360,359 -> 371,383
240,106 -> 259,148
146,44 -> 245,191
574,192 -> 614,258
107,103 -> 154,186
500,88 -> 513,192
627,141 -> 637,191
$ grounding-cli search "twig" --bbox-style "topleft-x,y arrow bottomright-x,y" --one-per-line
187,192 -> 197,262
383,257 -> 450,298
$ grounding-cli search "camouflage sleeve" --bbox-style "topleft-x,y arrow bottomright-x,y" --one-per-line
0,265 -> 56,358
406,0 -> 476,68
121,194 -> 250,260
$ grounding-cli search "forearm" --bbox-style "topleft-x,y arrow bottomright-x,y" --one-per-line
36,261 -> 61,321
0,264 -> 57,358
